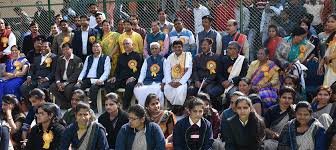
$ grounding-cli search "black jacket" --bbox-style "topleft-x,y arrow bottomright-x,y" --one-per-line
98,108 -> 129,149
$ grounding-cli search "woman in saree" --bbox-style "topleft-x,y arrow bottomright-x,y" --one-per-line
60,102 -> 109,150
277,101 -> 327,150
144,93 -> 176,149
319,14 -> 336,87
0,45 -> 29,100
263,24 -> 282,61
246,48 -> 280,108
275,27 -> 315,70
263,86 -> 296,150
311,86 -> 335,128
99,20 -> 120,76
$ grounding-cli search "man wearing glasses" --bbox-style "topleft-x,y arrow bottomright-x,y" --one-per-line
105,38 -> 143,109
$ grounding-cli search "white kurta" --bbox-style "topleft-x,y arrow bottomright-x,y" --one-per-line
134,58 -> 166,107
164,52 -> 192,105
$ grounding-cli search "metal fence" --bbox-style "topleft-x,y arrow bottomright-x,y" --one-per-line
0,0 -> 326,58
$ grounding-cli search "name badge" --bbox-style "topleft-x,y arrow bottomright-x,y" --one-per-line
190,135 -> 199,139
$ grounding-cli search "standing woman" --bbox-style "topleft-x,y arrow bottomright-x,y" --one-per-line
144,93 -> 176,140
263,25 -> 282,60
115,104 -> 166,150
25,102 -> 65,150
319,14 -> 336,87
278,101 -> 327,150
98,92 -> 128,149
173,97 -> 214,150
60,102 -> 109,150
0,45 -> 29,100
223,96 -> 265,150
99,20 -> 120,76
1,94 -> 25,149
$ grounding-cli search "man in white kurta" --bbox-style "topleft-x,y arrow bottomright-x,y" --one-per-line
134,42 -> 166,107
164,40 -> 192,106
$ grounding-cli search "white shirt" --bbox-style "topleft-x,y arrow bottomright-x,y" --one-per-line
62,54 -> 74,81
164,52 -> 193,84
239,119 -> 249,126
189,117 -> 201,127
40,53 -> 50,65
78,54 -> 111,82
89,12 -> 106,28
81,28 -> 89,55
3,32 -> 17,55
193,5 -> 210,34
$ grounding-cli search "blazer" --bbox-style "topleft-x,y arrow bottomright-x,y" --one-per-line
72,28 -> 98,61
27,53 -> 58,81
55,54 -> 83,83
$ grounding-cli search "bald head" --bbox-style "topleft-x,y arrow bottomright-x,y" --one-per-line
123,38 -> 134,53
227,19 -> 238,34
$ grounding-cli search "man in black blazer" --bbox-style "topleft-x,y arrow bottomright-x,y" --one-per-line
72,15 -> 99,61
50,43 -> 83,108
20,40 -> 57,99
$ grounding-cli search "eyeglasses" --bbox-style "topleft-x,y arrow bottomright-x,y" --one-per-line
128,117 -> 139,121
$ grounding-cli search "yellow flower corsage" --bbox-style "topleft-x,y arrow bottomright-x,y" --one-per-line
150,64 -> 160,77
89,36 -> 96,44
1,37 -> 8,47
261,65 -> 270,77
128,59 -> 138,73
299,45 -> 306,59
45,57 -> 52,67
63,36 -> 70,43
13,61 -> 22,70
206,60 -> 216,74
42,131 -> 54,149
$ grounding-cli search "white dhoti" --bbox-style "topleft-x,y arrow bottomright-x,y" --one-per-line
164,83 -> 187,106
134,83 -> 164,107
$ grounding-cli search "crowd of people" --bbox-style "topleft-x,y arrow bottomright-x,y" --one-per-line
0,0 -> 336,149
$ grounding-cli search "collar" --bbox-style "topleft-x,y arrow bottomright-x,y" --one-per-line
176,28 -> 186,34
42,52 -> 51,57
202,51 -> 212,55
174,52 -> 184,58
133,126 -> 147,133
63,53 -> 74,60
93,53 -> 102,58
239,119 -> 248,126
189,117 -> 201,127
81,27 -> 89,32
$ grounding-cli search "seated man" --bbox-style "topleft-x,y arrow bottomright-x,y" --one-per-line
20,40 -> 57,99
50,43 -> 83,108
75,42 -> 111,110
105,38 -> 143,109
188,38 -> 223,100
217,41 -> 248,102
134,42 -> 166,107
164,40 -> 192,107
